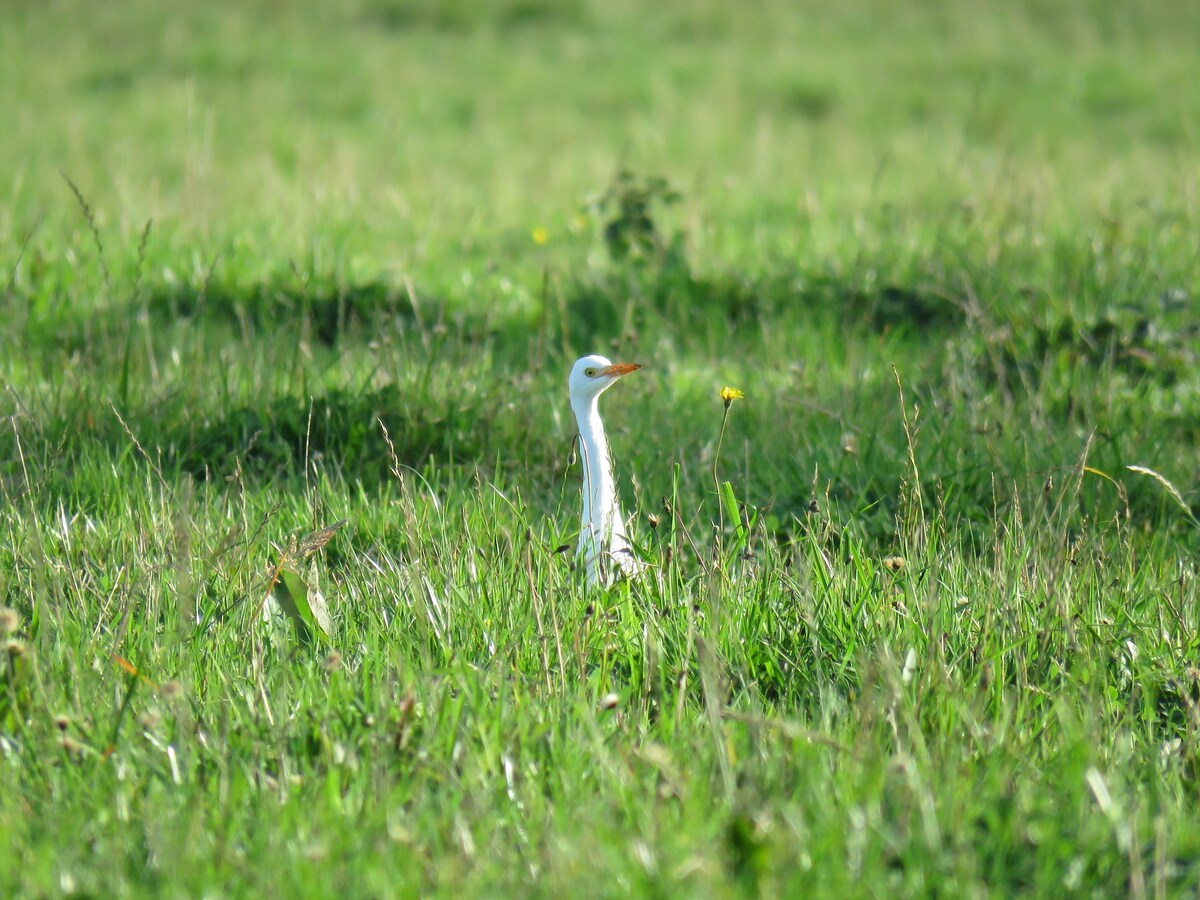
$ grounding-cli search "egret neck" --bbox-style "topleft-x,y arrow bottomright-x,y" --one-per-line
567,355 -> 642,584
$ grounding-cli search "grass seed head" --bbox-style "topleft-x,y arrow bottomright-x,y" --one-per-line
0,607 -> 19,635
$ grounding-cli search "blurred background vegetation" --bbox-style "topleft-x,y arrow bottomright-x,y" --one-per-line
4,0 -> 1198,550
1,2 -> 1199,893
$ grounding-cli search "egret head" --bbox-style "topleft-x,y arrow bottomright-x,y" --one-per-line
568,354 -> 641,404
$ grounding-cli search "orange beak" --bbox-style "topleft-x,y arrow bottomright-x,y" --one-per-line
599,362 -> 641,377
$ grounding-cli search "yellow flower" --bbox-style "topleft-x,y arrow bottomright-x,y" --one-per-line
720,385 -> 745,408
531,226 -> 549,245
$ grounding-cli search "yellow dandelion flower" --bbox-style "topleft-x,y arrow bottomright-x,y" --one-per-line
531,226 -> 549,245
720,385 -> 745,408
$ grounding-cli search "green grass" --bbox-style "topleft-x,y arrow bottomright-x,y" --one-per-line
2,0 -> 1200,895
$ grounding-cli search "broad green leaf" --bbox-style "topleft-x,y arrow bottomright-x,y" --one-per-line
271,566 -> 330,645
720,481 -> 740,533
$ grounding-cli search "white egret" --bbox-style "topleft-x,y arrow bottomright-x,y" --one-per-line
568,354 -> 643,584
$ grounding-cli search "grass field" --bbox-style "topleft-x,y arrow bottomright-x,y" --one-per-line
2,0 -> 1199,894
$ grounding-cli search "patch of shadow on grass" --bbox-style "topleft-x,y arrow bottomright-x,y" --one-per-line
14,280 -> 450,366
983,307 -> 1198,395
40,385 -> 522,499
776,81 -> 839,121
558,266 -> 966,350
141,280 -> 428,346
359,0 -> 587,33
76,67 -> 137,94
857,283 -> 964,330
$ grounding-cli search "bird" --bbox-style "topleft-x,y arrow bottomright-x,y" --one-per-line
568,354 -> 644,585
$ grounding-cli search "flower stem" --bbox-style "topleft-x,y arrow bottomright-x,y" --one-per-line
713,404 -> 731,532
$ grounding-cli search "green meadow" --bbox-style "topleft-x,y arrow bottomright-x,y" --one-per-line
2,0 -> 1199,894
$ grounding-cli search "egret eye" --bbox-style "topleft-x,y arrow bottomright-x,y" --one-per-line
585,368 -> 596,377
